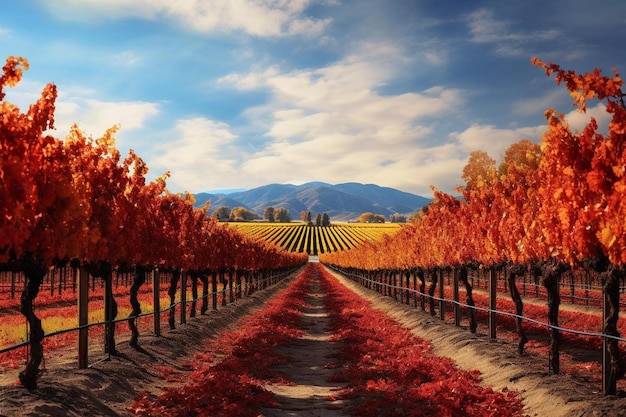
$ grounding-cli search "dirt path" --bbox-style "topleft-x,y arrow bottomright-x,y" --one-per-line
260,274 -> 347,416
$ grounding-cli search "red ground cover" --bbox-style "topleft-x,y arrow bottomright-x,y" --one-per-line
319,267 -> 526,417
129,265 -> 311,417
130,264 -> 526,416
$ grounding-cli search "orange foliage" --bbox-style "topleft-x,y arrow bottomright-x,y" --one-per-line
0,56 -> 306,272
322,58 -> 626,270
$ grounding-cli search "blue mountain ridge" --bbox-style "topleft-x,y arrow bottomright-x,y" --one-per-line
194,182 -> 431,222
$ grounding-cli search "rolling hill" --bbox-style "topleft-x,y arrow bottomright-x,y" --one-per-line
194,182 -> 431,221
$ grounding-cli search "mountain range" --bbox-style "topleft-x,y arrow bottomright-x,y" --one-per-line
193,182 -> 431,221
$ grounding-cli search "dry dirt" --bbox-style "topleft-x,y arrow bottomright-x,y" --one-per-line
1,264 -> 625,417
258,276 -> 348,417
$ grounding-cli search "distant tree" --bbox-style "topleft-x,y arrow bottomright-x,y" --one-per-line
300,210 -> 312,225
321,213 -> 331,227
229,206 -> 257,221
213,206 -> 231,222
358,212 -> 385,223
411,204 -> 430,221
461,150 -> 497,191
263,207 -> 275,222
497,138 -> 541,177
314,213 -> 322,226
274,207 -> 292,223
389,213 -> 407,223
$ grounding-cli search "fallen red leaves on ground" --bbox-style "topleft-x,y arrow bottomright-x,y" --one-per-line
319,266 -> 526,417
129,264 -> 526,417
128,265 -> 311,417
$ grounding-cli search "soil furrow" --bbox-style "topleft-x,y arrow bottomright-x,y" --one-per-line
260,272 -> 346,416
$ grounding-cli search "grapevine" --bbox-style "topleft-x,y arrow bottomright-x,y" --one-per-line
0,56 -> 307,389
321,58 -> 626,394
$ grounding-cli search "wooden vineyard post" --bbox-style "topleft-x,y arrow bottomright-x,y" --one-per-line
237,271 -> 243,300
153,269 -> 161,337
489,268 -> 497,340
393,271 -> 398,301
412,270 -> 418,308
453,268 -> 461,326
229,271 -> 234,303
601,266 -> 620,396
438,269 -> 445,321
534,272 -> 539,297
603,291 -> 612,395
77,266 -> 89,369
211,272 -> 218,310
382,271 -> 387,296
585,271 -> 590,307
103,265 -> 116,356
405,271 -> 411,305
373,271 -> 378,293
180,271 -> 187,325
50,268 -> 55,296
11,271 -> 16,300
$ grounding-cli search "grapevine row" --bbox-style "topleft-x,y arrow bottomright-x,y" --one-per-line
0,56 -> 307,389
321,58 -> 626,395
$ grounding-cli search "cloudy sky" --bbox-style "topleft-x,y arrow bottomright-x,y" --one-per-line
2,1 -> 625,197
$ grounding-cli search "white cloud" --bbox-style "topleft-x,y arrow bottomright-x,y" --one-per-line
466,9 -> 510,44
514,88 -> 612,133
286,16 -> 331,37
152,40 -> 469,195
452,124 -> 545,162
55,99 -> 159,137
222,44 -> 460,129
223,99 -> 613,197
196,42 -> 467,196
563,103 -> 611,133
0,79 -> 47,111
43,0 -> 331,37
465,8 -> 559,56
152,117 -> 241,191
445,101 -> 612,191
386,144 -> 469,195
49,87 -> 160,147
2,79 -> 158,143
217,66 -> 279,90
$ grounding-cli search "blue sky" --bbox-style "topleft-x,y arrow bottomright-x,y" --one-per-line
2,1 -> 625,197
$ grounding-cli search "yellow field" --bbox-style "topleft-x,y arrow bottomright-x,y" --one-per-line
228,222 -> 403,255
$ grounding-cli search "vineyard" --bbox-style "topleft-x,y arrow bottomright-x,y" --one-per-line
228,222 -> 402,254
320,58 -> 626,397
3,54 -> 626,416
0,265 -> 296,369
0,56 -> 308,392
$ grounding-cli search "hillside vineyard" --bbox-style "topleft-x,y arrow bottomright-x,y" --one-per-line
228,223 -> 402,255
